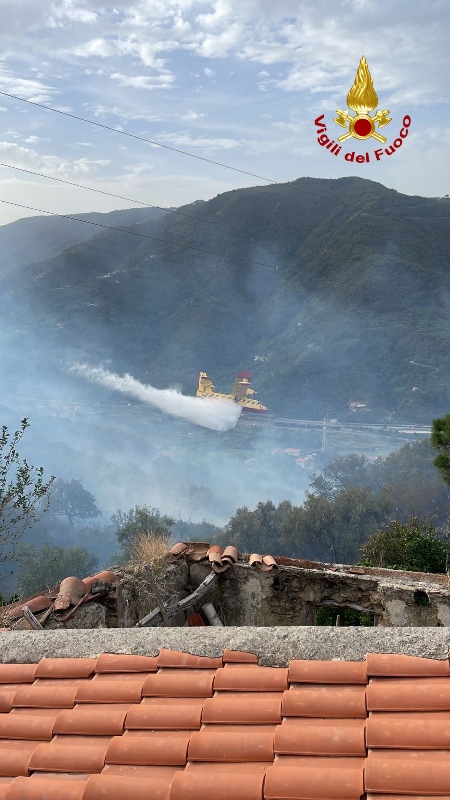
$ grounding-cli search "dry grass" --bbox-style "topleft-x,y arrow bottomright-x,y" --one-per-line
130,532 -> 170,567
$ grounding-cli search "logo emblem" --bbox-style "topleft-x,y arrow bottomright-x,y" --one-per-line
334,56 -> 391,144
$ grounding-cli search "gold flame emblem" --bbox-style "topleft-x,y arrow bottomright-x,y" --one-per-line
334,56 -> 391,143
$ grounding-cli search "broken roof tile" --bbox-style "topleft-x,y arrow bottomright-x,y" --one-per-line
214,666 -> 288,692
282,684 -> 367,718
288,659 -> 367,684
366,653 -> 450,677
223,649 -> 259,664
367,676 -> 450,711
95,653 -> 158,673
157,649 -> 223,669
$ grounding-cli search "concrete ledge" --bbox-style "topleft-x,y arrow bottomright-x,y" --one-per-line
1,627 -> 450,666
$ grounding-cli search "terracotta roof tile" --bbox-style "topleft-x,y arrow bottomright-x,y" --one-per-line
202,692 -> 283,724
53,703 -> 131,735
75,676 -> 145,704
365,750 -> 450,794
7,775 -> 88,800
34,658 -> 97,679
366,710 -> 450,749
12,682 -> 80,709
0,686 -> 21,714
170,768 -> 265,800
142,671 -> 214,698
105,730 -> 191,766
2,649 -> 450,798
83,769 -> 178,800
0,665 -> 37,684
125,697 -> 204,730
157,649 -> 223,669
274,718 -> 366,756
366,653 -> 450,676
288,659 -> 367,684
0,740 -> 43,776
0,779 -> 13,800
188,726 -> 275,762
223,649 -> 259,664
367,676 -> 450,711
265,756 -> 365,799
28,735 -> 111,773
95,653 -> 158,673
0,708 -> 60,740
214,666 -> 288,692
282,684 -> 367,718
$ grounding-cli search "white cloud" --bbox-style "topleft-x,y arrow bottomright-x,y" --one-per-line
179,109 -> 206,121
110,71 -> 175,90
204,67 -> 215,76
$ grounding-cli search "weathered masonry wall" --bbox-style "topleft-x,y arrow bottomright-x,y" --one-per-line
181,562 -> 450,627
113,560 -> 450,628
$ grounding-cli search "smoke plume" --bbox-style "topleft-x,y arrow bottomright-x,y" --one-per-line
73,365 -> 242,432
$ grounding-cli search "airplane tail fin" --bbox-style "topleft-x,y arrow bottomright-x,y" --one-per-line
197,372 -> 214,396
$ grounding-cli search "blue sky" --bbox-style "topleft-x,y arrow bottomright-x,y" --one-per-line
0,0 -> 449,225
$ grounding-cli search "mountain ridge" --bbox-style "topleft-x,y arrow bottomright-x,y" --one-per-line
2,176 -> 450,422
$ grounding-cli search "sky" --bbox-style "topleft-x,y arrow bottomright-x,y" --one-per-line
0,0 -> 449,226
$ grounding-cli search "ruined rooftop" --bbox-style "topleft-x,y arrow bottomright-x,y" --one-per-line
2,542 -> 450,631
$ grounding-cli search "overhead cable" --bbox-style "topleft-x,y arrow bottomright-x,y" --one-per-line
0,198 -> 284,270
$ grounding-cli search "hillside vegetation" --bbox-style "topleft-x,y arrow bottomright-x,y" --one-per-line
2,176 -> 450,420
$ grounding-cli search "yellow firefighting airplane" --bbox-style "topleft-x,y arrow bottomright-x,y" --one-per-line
196,371 -> 269,414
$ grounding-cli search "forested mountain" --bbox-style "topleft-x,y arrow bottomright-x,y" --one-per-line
2,176 -> 450,421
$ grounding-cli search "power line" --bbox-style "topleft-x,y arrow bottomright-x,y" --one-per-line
0,161 -> 245,235
0,198 -> 284,270
3,89 -> 447,220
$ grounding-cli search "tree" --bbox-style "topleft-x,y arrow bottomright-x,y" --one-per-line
220,500 -> 295,555
432,415 -> 450,487
361,517 -> 450,573
0,419 -> 55,565
49,478 -> 101,527
309,454 -> 373,500
16,542 -> 99,597
290,486 -> 393,564
112,505 -> 175,561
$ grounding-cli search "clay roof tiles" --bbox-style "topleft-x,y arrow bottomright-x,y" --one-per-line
0,650 -> 449,798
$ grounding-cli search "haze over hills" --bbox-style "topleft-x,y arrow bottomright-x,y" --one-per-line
2,175 -> 450,423
1,172 -> 450,551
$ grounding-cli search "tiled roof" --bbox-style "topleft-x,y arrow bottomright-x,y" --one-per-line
1,649 -> 450,798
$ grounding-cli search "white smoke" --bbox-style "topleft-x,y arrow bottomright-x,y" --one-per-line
72,364 -> 242,432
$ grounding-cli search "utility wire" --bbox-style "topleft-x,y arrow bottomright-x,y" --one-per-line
0,198 -> 284,270
0,161 -> 244,235
3,89 -> 448,220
